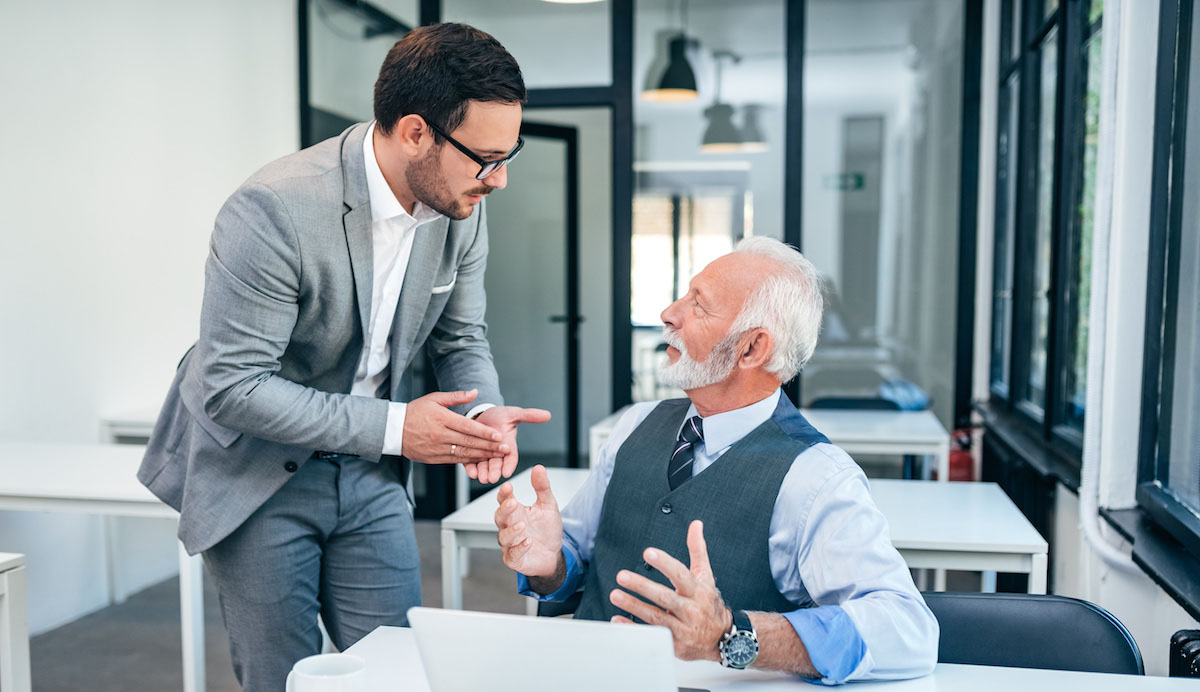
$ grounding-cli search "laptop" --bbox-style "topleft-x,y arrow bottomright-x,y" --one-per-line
408,607 -> 691,692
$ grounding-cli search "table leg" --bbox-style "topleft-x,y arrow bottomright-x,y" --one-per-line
179,543 -> 205,692
933,569 -> 947,592
0,565 -> 31,692
981,571 -> 998,592
441,529 -> 463,610
1028,553 -> 1048,594
525,597 -> 538,617
104,515 -> 127,604
937,440 -> 950,482
455,466 -> 471,577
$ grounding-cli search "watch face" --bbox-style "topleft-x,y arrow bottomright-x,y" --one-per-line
725,633 -> 758,667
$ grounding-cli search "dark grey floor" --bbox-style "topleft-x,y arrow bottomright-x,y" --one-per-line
29,520 -> 525,692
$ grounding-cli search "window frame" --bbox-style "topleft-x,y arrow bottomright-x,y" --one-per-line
989,0 -> 1101,469
1138,0 -> 1200,562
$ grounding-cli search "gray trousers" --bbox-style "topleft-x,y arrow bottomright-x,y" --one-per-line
203,455 -> 420,692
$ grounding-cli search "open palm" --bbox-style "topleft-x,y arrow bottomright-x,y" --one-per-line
495,465 -> 563,577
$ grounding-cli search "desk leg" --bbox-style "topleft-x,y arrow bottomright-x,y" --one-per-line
937,440 -> 950,482
455,466 -> 471,577
1028,553 -> 1048,595
179,544 -> 205,692
525,597 -> 538,617
0,566 -> 31,692
441,529 -> 463,610
104,515 -> 127,604
982,571 -> 997,592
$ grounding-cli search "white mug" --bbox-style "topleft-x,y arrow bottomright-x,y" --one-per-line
286,653 -> 368,692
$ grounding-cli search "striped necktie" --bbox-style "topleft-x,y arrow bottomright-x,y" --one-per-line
668,416 -> 704,491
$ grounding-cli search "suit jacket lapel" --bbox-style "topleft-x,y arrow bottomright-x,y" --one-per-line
390,217 -> 449,393
341,122 -> 374,347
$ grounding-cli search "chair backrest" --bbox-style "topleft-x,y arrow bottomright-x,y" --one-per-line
924,592 -> 1144,675
807,396 -> 902,411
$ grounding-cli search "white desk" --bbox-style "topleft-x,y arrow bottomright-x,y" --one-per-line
589,406 -> 951,481
0,442 -> 205,692
0,552 -> 30,692
346,625 -> 1193,691
439,470 -> 1048,613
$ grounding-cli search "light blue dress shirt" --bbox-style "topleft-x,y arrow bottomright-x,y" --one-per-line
518,389 -> 939,684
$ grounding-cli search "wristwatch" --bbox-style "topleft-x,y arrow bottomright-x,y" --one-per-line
718,609 -> 759,669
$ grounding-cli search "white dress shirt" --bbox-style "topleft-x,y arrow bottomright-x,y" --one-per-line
352,121 -> 444,456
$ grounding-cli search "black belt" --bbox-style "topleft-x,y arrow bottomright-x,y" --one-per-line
311,451 -> 410,487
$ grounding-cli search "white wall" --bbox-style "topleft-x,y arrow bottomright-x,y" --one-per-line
0,0 -> 298,634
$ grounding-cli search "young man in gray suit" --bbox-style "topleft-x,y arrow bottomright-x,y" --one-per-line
496,238 -> 938,683
138,23 -> 550,691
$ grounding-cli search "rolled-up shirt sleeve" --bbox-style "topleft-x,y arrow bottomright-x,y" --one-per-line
772,444 -> 939,683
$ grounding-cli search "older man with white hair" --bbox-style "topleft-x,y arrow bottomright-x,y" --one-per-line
494,237 -> 939,683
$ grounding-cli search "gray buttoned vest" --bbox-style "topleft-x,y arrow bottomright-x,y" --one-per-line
574,394 -> 830,622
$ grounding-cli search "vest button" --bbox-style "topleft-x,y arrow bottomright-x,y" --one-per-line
283,461 -> 299,473
661,503 -> 672,514
642,561 -> 652,571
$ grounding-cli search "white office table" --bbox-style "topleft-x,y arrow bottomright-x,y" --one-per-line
0,442 -> 205,692
0,552 -> 30,692
346,625 -> 1193,691
589,406 -> 951,481
440,470 -> 1048,613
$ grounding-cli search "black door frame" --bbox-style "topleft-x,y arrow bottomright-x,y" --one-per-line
519,121 -> 582,469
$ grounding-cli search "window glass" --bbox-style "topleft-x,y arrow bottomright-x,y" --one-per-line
1024,30 -> 1058,416
991,74 -> 1020,393
1061,29 -> 1103,431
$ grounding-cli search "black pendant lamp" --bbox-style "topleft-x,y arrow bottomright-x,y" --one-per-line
642,0 -> 699,102
739,104 -> 768,153
643,34 -> 699,102
700,52 -> 742,152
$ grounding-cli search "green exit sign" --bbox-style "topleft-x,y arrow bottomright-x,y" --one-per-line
822,173 -> 864,191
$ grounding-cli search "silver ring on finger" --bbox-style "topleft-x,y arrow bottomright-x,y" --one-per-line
451,443 -> 457,457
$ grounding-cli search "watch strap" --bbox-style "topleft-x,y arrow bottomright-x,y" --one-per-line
731,609 -> 753,634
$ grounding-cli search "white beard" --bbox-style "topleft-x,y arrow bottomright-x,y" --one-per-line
657,327 -> 741,391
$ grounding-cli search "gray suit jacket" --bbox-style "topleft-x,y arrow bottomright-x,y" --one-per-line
138,122 -> 503,555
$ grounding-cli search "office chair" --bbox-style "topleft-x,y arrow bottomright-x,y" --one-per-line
924,592 -> 1144,675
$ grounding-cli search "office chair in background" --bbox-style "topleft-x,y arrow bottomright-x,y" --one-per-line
924,592 -> 1144,675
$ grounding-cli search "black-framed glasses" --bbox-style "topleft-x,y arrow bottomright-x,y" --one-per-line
424,118 -> 524,180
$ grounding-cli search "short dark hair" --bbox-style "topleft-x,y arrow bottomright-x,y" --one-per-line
373,23 -> 526,137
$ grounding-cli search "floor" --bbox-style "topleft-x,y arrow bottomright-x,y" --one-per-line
28,520 -> 526,692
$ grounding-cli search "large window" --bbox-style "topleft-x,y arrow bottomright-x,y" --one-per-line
1140,0 -> 1200,561
989,0 -> 1103,462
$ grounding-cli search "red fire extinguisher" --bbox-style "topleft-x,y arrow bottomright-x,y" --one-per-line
946,428 -> 975,482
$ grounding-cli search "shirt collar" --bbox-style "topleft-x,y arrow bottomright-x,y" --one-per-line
362,121 -> 443,226
685,389 -> 784,458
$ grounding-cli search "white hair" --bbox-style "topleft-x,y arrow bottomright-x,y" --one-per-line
727,236 -> 824,381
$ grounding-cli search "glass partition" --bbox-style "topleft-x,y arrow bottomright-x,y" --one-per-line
802,0 -> 964,426
631,0 -> 786,402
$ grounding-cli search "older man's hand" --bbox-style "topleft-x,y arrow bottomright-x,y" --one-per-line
463,405 -> 552,484
608,520 -> 734,662
494,465 -> 564,580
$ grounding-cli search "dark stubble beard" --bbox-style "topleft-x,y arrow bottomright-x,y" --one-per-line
405,144 -> 494,220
